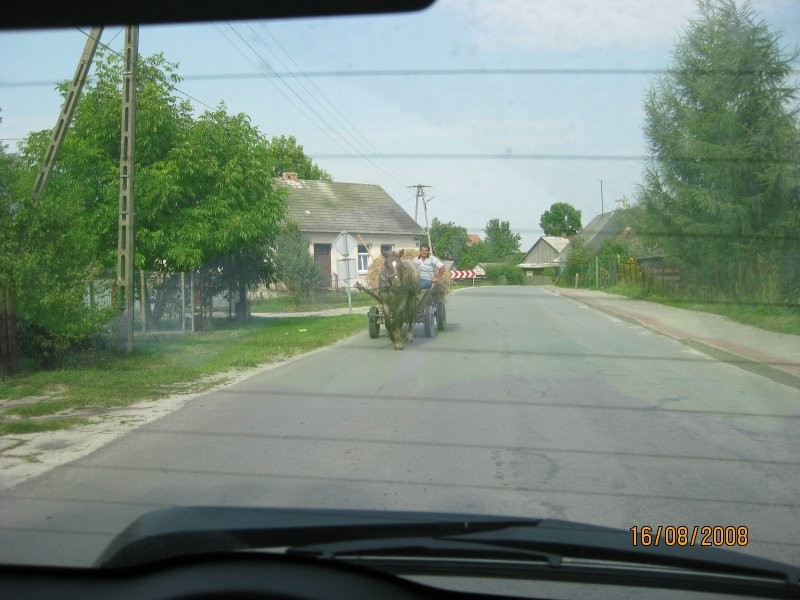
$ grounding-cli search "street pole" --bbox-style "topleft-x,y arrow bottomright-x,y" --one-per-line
600,179 -> 604,215
410,184 -> 432,247
116,25 -> 139,353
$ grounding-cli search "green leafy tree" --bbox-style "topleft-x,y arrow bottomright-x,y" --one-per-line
268,135 -> 332,181
540,202 -> 582,237
272,222 -> 321,305
7,48 -> 292,355
458,240 -> 493,269
429,217 -> 468,263
638,0 -> 800,301
484,218 -> 522,261
0,141 -> 22,282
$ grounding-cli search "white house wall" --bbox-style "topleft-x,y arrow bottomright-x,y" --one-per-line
303,232 -> 422,286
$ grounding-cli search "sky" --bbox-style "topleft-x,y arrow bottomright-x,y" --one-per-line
1,0 -> 799,251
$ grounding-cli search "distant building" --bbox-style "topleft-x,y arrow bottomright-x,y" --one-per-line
518,236 -> 570,275
276,174 -> 426,287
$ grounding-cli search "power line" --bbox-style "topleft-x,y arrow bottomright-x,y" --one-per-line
9,66 -> 799,87
255,24 -> 416,187
215,22 -> 415,189
73,27 -> 217,113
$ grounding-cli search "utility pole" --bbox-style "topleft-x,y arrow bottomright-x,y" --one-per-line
410,184 -> 432,249
33,27 -> 103,204
600,179 -> 605,215
116,25 -> 139,353
4,28 -> 104,374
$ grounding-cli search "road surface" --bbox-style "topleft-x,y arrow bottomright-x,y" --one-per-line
1,286 -> 798,568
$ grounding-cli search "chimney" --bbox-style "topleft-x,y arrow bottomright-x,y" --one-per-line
282,172 -> 299,181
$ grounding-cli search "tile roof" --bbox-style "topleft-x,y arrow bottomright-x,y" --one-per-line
277,178 -> 425,236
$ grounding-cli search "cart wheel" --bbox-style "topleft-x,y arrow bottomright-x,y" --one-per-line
437,302 -> 446,330
368,306 -> 380,339
423,307 -> 436,337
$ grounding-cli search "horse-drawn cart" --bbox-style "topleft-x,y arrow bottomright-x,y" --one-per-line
367,285 -> 446,340
354,249 -> 448,349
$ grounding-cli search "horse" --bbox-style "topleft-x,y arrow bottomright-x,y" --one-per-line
356,249 -> 420,349
378,249 -> 420,349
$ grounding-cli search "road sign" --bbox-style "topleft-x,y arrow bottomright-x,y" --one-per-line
337,259 -> 357,282
450,270 -> 476,279
332,231 -> 358,257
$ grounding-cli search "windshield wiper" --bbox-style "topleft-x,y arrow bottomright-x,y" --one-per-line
96,507 -> 800,599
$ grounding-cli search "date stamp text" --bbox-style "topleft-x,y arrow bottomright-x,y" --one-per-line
630,525 -> 748,547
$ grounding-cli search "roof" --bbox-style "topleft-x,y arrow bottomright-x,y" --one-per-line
574,210 -> 627,253
277,178 -> 425,236
518,236 -> 570,269
557,210 -> 629,263
539,236 -> 570,253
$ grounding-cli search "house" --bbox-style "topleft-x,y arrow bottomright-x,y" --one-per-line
518,236 -> 570,275
556,209 -> 629,269
276,174 -> 426,287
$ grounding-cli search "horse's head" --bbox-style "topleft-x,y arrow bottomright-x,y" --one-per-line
381,249 -> 406,288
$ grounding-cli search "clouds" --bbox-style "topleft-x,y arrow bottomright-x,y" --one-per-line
442,0 -> 702,52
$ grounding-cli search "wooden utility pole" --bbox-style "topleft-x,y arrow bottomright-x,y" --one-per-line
115,25 -> 139,353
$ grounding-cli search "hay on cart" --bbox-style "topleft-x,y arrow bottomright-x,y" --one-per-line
363,248 -> 451,297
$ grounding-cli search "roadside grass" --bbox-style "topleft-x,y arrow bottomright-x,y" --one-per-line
0,314 -> 364,435
251,291 -> 374,312
606,284 -> 800,335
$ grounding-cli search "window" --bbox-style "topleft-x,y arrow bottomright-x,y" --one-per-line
357,244 -> 370,273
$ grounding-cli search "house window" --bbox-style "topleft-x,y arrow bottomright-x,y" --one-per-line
357,244 -> 370,273
380,244 -> 393,253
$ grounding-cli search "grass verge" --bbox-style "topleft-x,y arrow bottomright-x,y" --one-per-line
605,284 -> 800,335
0,314 -> 364,435
250,291 -> 374,312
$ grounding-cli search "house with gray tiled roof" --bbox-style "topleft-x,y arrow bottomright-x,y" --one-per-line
276,173 -> 426,287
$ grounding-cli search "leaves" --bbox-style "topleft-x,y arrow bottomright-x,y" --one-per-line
539,202 -> 582,237
638,0 -> 800,302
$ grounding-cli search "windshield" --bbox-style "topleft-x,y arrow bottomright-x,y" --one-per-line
1,0 -> 799,597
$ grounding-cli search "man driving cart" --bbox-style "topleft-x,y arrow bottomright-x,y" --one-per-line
413,242 -> 444,290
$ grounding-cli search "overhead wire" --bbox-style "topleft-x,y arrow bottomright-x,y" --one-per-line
254,23 -> 416,187
216,22 -> 414,189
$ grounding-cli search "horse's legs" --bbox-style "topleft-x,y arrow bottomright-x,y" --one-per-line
405,294 -> 415,343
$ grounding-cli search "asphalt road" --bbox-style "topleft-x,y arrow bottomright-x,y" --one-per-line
1,286 -> 798,568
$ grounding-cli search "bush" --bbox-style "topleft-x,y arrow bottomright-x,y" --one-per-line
17,316 -> 114,369
484,263 -> 524,284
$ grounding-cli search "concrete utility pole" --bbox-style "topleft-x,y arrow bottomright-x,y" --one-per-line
410,184 -> 433,249
7,28 -> 104,374
32,27 -> 103,204
116,26 -> 139,353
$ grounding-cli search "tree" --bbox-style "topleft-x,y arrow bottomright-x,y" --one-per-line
429,217 -> 468,263
272,222 -> 320,304
540,202 -> 582,237
5,47 -> 302,353
638,0 -> 800,301
267,135 -> 332,181
458,240 -> 493,269
484,218 -> 521,261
